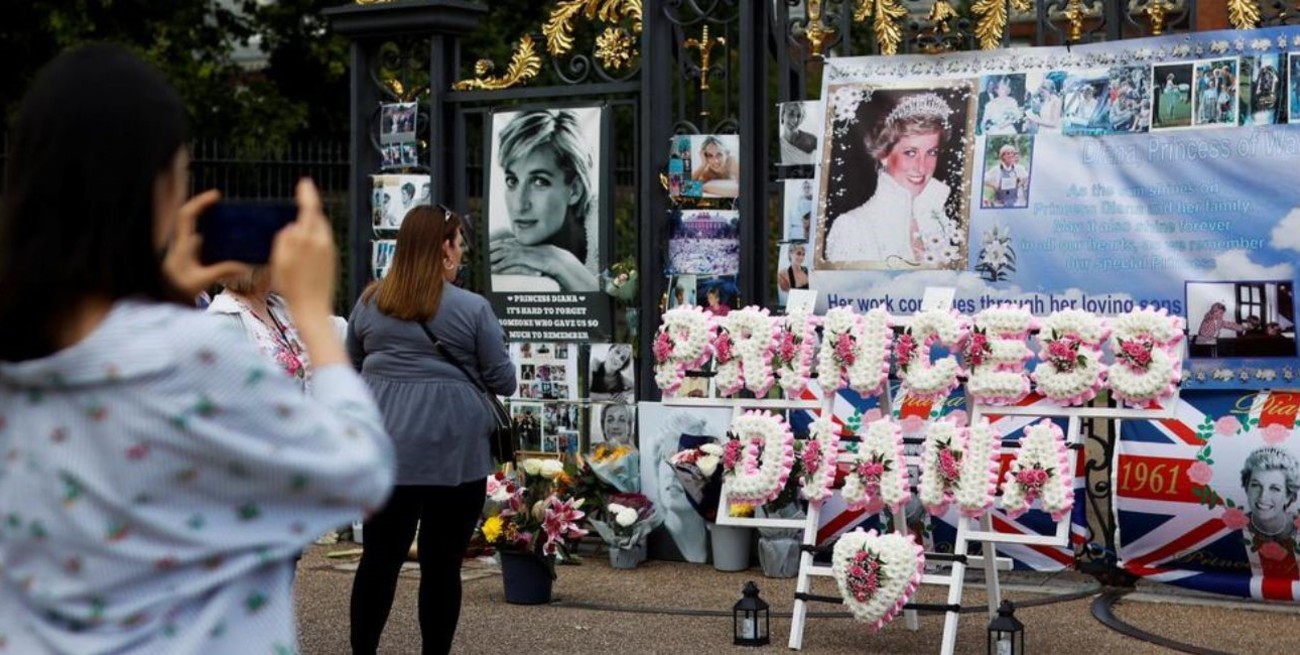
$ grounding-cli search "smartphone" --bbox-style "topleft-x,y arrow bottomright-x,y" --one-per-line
196,202 -> 298,265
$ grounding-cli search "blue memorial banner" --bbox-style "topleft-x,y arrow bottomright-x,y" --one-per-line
811,26 -> 1300,389
1117,390 -> 1300,600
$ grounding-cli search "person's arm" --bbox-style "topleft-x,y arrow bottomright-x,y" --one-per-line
346,301 -> 367,372
701,179 -> 739,197
177,317 -> 394,548
778,268 -> 792,292
489,237 -> 598,292
473,299 -> 517,396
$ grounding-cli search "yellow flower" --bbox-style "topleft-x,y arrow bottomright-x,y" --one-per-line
481,516 -> 503,543
728,503 -> 756,518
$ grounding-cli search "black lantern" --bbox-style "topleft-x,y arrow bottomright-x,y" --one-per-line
987,600 -> 1024,655
733,581 -> 770,646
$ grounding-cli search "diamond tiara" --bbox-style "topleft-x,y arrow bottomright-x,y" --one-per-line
883,93 -> 953,128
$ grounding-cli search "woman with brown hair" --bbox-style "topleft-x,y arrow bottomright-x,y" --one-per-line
347,205 -> 516,655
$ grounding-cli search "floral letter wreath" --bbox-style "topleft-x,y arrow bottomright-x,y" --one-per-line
714,307 -> 777,397
773,309 -> 820,398
799,415 -> 841,504
1106,308 -> 1183,407
832,528 -> 925,631
1033,310 -> 1109,406
721,410 -> 796,507
841,419 -> 910,516
654,307 -> 716,395
818,307 -> 892,397
965,305 -> 1036,406
1001,419 -> 1074,521
919,419 -> 1000,517
897,310 -> 968,402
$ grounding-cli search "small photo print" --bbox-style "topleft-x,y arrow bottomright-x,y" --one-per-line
976,73 -> 1028,135
667,274 -> 698,309
1152,62 -> 1194,129
510,401 -> 545,452
380,102 -> 417,144
1187,281 -> 1297,358
667,210 -> 740,275
776,242 -> 810,307
1193,58 -> 1240,127
696,275 -> 738,319
543,404 -> 581,455
1241,54 -> 1285,126
979,135 -> 1033,209
777,101 -> 822,166
783,179 -> 815,242
371,174 -> 431,232
1022,71 -> 1068,134
590,403 -> 637,448
1061,66 -> 1151,136
371,240 -> 396,279
667,134 -> 740,199
1289,53 -> 1300,123
589,343 -> 635,403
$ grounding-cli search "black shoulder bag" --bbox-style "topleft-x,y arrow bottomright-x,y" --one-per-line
417,323 -> 517,464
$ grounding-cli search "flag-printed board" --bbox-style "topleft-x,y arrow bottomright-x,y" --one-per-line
1117,391 -> 1300,600
791,382 -> 1087,571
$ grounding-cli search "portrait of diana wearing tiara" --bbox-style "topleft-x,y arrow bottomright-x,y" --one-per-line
818,84 -> 973,270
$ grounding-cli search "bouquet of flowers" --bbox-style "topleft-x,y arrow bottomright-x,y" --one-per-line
668,440 -> 725,523
587,443 -> 642,494
480,458 -> 589,577
589,492 -> 663,567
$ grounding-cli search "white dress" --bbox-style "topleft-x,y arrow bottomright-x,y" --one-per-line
825,171 -> 951,268
982,96 -> 1022,134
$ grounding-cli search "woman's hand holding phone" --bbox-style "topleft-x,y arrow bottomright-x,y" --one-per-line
162,190 -> 252,297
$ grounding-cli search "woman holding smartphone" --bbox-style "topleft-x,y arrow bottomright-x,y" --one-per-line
0,45 -> 394,653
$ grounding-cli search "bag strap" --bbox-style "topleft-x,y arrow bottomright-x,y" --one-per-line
416,322 -> 489,394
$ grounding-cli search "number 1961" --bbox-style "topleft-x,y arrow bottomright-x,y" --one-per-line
1119,460 -> 1182,496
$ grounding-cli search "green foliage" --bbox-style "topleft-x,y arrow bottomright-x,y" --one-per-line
1,0 -> 350,150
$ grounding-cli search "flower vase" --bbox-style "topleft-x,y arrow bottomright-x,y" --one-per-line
608,541 -> 647,569
499,551 -> 554,605
709,524 -> 753,572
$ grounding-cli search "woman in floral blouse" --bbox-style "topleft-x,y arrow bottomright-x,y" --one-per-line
0,45 -> 394,654
207,267 -> 312,392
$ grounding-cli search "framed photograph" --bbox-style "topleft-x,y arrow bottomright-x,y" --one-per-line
1186,281 -> 1297,359
380,102 -> 417,144
975,73 -> 1028,135
1152,62 -> 1195,130
638,402 -> 735,562
667,134 -> 740,199
667,210 -> 740,276
371,174 -> 431,233
1191,58 -> 1240,128
1022,71 -> 1068,134
777,101 -> 822,166
510,401 -> 545,452
371,240 -> 396,280
1240,54 -> 1285,126
590,403 -> 637,448
588,343 -> 635,403
817,82 -> 974,270
979,135 -> 1034,210
783,179 -> 814,242
667,274 -> 697,309
776,242 -> 810,307
486,106 -> 605,294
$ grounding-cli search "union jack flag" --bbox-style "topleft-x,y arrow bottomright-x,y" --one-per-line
791,383 -> 1087,571
1117,391 -> 1300,601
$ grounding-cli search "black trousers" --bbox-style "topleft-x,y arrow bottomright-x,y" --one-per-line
349,479 -> 486,655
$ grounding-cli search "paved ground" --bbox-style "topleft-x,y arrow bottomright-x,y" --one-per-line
294,544 -> 1300,654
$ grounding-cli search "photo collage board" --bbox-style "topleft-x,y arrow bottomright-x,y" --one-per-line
370,101 -> 430,280
505,341 -> 637,457
665,134 -> 742,318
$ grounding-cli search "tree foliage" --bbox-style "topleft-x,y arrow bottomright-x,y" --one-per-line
0,0 -> 351,151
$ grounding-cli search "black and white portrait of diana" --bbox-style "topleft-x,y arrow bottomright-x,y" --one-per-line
487,107 -> 604,293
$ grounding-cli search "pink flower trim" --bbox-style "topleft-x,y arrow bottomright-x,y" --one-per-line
1261,422 -> 1291,445
958,419 -> 1003,518
773,313 -> 820,397
1220,507 -> 1249,530
723,410 -> 796,507
1186,461 -> 1213,485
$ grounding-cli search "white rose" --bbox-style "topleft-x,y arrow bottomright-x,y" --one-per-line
607,502 -> 628,515
615,507 -> 639,527
521,459 -> 543,476
697,454 -> 720,477
700,443 -> 724,456
539,459 -> 564,479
